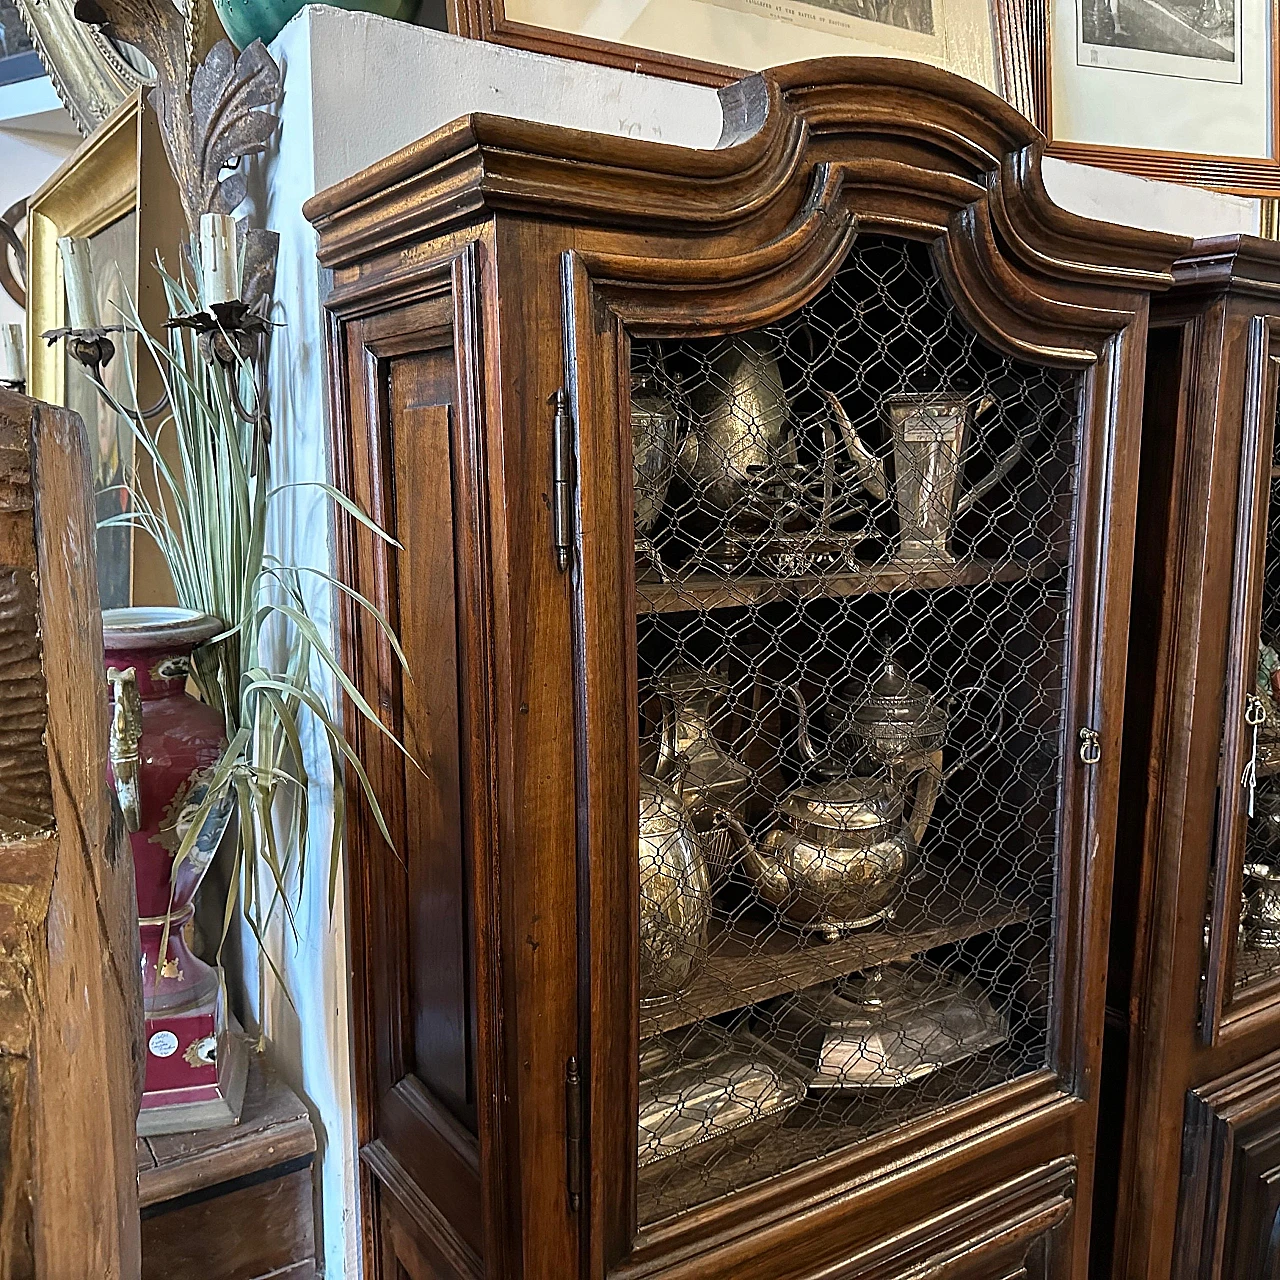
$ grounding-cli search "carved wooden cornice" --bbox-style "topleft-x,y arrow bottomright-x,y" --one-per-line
306,57 -> 1190,311
1168,234 -> 1280,300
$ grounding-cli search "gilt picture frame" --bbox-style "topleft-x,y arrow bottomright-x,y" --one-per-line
1033,0 -> 1280,195
448,0 -> 1026,96
15,0 -> 149,134
27,90 -> 184,607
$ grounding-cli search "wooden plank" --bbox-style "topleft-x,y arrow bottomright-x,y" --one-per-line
637,558 -> 1057,615
0,388 -> 144,1278
138,1055 -> 316,1209
641,872 -> 1031,1037
140,1167 -> 315,1280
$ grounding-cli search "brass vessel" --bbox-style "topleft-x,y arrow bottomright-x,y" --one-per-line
639,775 -> 713,1004
729,776 -> 916,939
653,664 -> 753,884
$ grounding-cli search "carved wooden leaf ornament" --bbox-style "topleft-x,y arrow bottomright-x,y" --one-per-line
190,39 -> 281,219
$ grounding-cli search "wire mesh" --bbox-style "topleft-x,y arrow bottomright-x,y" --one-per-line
1239,397 -> 1280,989
630,236 -> 1081,1225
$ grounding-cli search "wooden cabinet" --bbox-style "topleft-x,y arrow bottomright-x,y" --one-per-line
304,61 -> 1191,1280
1096,239 -> 1280,1280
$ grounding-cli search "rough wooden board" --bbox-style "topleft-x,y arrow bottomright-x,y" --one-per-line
138,1055 -> 316,1209
0,388 -> 143,1279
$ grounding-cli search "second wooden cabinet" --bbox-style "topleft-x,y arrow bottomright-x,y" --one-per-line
305,58 -> 1200,1280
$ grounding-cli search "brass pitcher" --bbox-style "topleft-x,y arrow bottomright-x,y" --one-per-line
653,664 -> 753,884
639,775 -> 713,1004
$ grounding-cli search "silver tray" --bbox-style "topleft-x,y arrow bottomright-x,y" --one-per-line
759,962 -> 1008,1091
638,1024 -> 811,1167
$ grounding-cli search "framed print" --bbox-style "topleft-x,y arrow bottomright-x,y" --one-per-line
27,90 -> 184,607
448,0 -> 1015,93
1037,0 -> 1280,194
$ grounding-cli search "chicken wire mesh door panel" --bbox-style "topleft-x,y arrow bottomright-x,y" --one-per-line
629,236 -> 1080,1227
1234,378 -> 1280,996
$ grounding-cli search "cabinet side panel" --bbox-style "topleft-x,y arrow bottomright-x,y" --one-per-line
390,354 -> 476,1132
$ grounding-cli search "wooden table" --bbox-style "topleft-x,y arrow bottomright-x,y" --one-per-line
137,1052 -> 317,1280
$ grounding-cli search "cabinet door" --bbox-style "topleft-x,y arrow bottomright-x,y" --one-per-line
1203,321 -> 1280,1041
572,232 -> 1117,1277
1176,1050 -> 1280,1280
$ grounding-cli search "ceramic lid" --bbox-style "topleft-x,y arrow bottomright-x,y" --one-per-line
102,606 -> 223,652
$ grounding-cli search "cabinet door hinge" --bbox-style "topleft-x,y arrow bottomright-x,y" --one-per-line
565,1055 -> 583,1212
550,389 -> 575,572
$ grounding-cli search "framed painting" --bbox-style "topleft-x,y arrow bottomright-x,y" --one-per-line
1035,0 -> 1280,194
448,0 -> 1020,94
27,89 -> 184,608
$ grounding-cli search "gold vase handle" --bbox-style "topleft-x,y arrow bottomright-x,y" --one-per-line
107,666 -> 143,832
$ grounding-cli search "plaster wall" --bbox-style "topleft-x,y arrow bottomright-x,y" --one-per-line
0,77 -> 77,326
254,13 -> 1260,1274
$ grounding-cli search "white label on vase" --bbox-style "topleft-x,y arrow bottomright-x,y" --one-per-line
148,1030 -> 179,1058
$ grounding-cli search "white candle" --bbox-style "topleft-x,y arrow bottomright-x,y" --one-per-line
199,214 -> 239,307
0,324 -> 24,383
58,236 -> 99,330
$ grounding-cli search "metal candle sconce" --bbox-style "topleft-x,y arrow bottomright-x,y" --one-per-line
0,323 -> 25,392
43,215 -> 279,432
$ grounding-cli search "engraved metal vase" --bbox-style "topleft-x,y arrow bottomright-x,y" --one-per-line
639,775 -> 713,1004
675,332 -> 795,562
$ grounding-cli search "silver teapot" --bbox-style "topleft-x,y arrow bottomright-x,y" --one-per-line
653,664 -> 753,884
726,776 -> 917,939
639,775 -> 713,1003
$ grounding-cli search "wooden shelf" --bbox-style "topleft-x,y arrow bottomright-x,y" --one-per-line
640,873 -> 1032,1038
637,558 -> 1055,615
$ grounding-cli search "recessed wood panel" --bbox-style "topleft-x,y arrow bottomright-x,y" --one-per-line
390,352 -> 476,1133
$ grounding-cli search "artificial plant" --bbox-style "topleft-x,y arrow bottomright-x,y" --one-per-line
61,0 -> 410,980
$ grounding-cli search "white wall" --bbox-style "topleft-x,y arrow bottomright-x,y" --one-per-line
249,14 -> 1261,1275
0,77 -> 78,327
250,14 -> 720,1275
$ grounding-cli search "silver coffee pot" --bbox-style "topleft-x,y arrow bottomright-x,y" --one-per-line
725,776 -> 916,939
639,775 -> 713,1004
825,390 -> 1021,563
